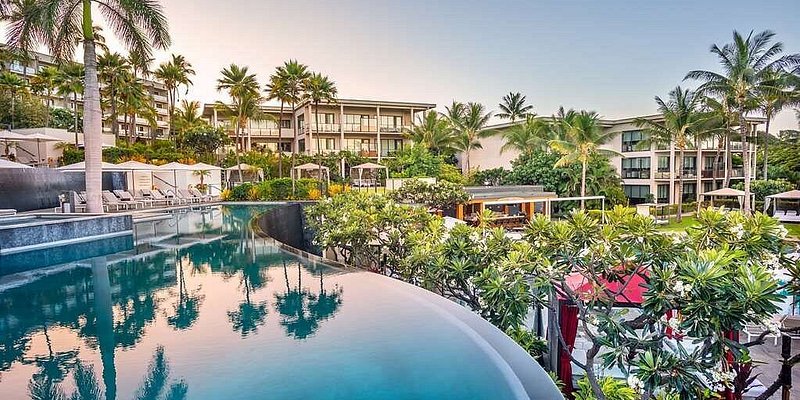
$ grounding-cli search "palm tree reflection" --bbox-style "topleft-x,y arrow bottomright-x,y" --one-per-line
275,262 -> 342,340
166,255 -> 205,331
27,346 -> 187,400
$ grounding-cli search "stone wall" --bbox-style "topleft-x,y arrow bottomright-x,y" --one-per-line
0,169 -> 126,211
257,202 -> 318,255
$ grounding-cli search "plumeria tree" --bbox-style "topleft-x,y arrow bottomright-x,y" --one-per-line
518,206 -> 789,399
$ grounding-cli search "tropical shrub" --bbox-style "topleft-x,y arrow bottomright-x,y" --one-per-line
223,178 -> 320,201
574,377 -> 638,400
388,179 -> 469,210
732,179 -> 794,201
469,167 -> 509,186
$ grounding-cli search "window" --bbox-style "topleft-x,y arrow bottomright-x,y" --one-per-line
703,182 -> 714,193
682,183 -> 697,202
657,156 -> 670,171
280,119 -> 291,129
324,138 -> 337,150
623,185 -> 651,205
278,142 -> 292,152
621,157 -> 650,179
682,156 -> 697,178
657,184 -> 669,203
314,113 -> 335,123
622,130 -> 648,152
379,115 -> 403,131
298,139 -> 305,152
380,139 -> 404,157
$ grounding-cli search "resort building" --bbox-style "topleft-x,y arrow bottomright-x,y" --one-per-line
202,99 -> 436,161
471,114 -> 762,205
2,47 -> 172,140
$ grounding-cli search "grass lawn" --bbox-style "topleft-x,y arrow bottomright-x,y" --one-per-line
657,215 -> 800,240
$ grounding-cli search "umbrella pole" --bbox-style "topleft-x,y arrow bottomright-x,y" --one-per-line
37,139 -> 42,166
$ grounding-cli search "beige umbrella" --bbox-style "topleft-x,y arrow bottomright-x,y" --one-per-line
0,130 -> 26,158
19,132 -> 62,165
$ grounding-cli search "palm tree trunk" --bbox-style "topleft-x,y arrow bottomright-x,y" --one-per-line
676,149 -> 684,222
110,83 -> 118,138
762,116 -> 770,180
315,101 -> 324,193
465,150 -> 470,173
741,114 -> 751,214
236,119 -> 243,182
82,3 -> 103,213
45,88 -> 51,128
724,132 -> 732,188
714,135 -> 723,188
580,158 -> 587,210
290,101 -> 297,196
73,92 -> 79,145
10,93 -> 15,130
278,101 -> 284,178
91,258 -> 117,400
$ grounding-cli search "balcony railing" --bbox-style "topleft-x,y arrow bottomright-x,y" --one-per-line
309,123 -> 340,133
654,171 -> 671,179
622,170 -> 651,179
679,169 -> 697,179
247,128 -> 280,137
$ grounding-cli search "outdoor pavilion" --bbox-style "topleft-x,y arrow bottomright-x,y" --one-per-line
698,187 -> 752,210
154,162 -> 223,195
115,160 -> 158,193
0,130 -> 27,159
765,189 -> 800,222
350,162 -> 388,187
457,185 -> 559,228
226,163 -> 264,185
292,162 -> 330,185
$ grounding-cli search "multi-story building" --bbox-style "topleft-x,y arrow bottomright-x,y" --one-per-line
471,114 -> 762,205
202,98 -> 436,161
3,47 -> 171,140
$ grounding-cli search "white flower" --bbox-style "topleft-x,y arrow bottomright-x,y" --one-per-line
763,318 -> 781,335
777,225 -> 788,239
578,246 -> 590,257
672,234 -> 683,245
673,280 -> 692,297
731,224 -> 745,240
710,366 -> 736,391
627,375 -> 644,393
761,252 -> 781,271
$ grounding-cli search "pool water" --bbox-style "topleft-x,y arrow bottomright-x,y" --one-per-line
0,205 -> 559,400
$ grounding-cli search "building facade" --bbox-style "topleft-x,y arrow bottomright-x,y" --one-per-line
471,115 -> 761,205
202,99 -> 436,161
4,48 -> 171,141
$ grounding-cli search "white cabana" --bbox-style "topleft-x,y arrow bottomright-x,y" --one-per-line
58,161 -> 124,171
18,133 -> 61,165
0,130 -> 26,159
186,162 -> 223,195
154,162 -> 223,195
0,159 -> 33,169
226,163 -> 264,184
765,190 -> 800,222
115,161 -> 159,193
350,162 -> 388,187
699,187 -> 751,209
292,162 -> 330,184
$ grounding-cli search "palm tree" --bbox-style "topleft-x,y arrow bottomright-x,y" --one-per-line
549,108 -> 620,209
403,110 -> 456,155
702,96 -> 739,188
117,71 -> 154,143
302,72 -> 338,190
449,102 -> 493,172
217,64 -> 261,181
0,71 -> 28,129
273,60 -> 310,193
154,54 -> 195,141
499,115 -> 553,156
496,92 -> 533,122
266,72 -> 290,178
54,63 -> 84,144
755,68 -> 799,179
686,30 -> 800,214
30,65 -> 60,127
173,99 -> 205,138
6,0 -> 170,213
637,87 -> 712,222
98,52 -> 130,139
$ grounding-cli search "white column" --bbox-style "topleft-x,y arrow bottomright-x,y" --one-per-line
340,103 -> 345,176
376,106 -> 381,162
668,142 -> 676,205
306,105 -> 312,155
695,137 -> 702,203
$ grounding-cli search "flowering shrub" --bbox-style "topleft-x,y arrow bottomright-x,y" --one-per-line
388,179 -> 469,210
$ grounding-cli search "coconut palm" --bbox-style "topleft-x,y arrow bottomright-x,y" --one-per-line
499,114 -> 553,156
117,71 -> 155,143
98,52 -> 130,139
266,72 -> 290,178
755,68 -> 799,179
216,64 -> 260,182
5,0 -> 170,213
449,102 -> 493,172
496,92 -> 533,122
0,70 -> 28,129
302,72 -> 338,190
172,99 -> 205,137
154,54 -> 195,141
54,62 -> 84,144
702,96 -> 740,188
549,108 -> 620,209
686,30 -> 800,214
271,60 -> 310,193
31,65 -> 60,127
403,110 -> 456,155
636,87 -> 712,221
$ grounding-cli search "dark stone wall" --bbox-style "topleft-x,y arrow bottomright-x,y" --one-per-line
257,203 -> 319,255
0,214 -> 133,252
0,235 -> 133,275
0,169 -> 127,211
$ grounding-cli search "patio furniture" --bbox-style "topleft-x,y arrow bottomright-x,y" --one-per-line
190,188 -> 214,202
178,189 -> 202,203
113,190 -> 149,208
0,208 -> 17,217
137,189 -> 172,206
782,315 -> 800,340
744,317 -> 783,346
101,191 -> 131,211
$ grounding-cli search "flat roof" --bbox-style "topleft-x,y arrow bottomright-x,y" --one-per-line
482,113 -> 768,131
465,185 -> 557,201
203,98 -> 436,117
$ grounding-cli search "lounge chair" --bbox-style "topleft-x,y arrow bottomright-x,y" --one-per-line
190,188 -> 214,202
0,209 -> 17,217
161,189 -> 190,205
101,191 -> 131,211
114,190 -> 147,208
137,189 -> 172,206
782,315 -> 800,340
178,189 -> 202,203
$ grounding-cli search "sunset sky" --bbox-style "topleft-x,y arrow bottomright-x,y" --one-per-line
91,0 -> 800,129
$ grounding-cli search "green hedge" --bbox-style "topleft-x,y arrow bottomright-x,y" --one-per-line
224,178 -> 321,201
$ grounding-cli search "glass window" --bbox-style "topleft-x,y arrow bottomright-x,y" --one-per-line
623,185 -> 651,205
621,157 -> 651,179
622,130 -> 648,152
281,119 -> 291,129
657,184 -> 669,203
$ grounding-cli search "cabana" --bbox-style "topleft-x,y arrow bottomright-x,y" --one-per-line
187,162 -> 223,195
698,187 -> 751,210
154,162 -> 223,195
0,130 -> 26,159
350,162 -> 388,187
115,160 -> 158,193
0,159 -> 33,169
457,185 -> 558,228
292,162 -> 330,185
765,189 -> 800,223
226,163 -> 264,184
58,161 -> 124,171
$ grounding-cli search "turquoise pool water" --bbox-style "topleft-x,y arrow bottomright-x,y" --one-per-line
0,205 -> 559,400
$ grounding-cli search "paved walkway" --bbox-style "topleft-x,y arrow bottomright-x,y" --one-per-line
747,337 -> 799,399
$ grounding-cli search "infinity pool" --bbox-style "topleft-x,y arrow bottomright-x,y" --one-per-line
0,205 -> 560,399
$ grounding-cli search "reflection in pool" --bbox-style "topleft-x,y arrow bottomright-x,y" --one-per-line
0,205 -> 558,400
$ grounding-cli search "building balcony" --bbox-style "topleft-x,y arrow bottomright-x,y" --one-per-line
308,123 -> 340,133
654,171 -> 671,179
152,94 -> 168,103
622,170 -> 651,179
378,125 -> 410,133
678,169 -> 697,179
247,128 -> 281,137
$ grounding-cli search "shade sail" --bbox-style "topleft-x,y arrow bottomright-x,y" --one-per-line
294,162 -> 328,171
19,133 -> 62,142
0,159 -> 33,169
0,130 -> 27,140
351,162 -> 387,170
158,162 -> 194,170
766,190 -> 800,200
701,187 -> 746,197
188,162 -> 222,171
115,160 -> 159,170
58,161 -> 123,171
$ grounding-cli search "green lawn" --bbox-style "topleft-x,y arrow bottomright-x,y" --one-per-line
657,215 -> 800,240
